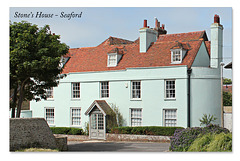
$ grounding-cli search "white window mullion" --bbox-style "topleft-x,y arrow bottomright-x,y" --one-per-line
131,81 -> 141,99
71,107 -> 81,126
164,109 -> 177,127
130,108 -> 142,126
45,107 -> 54,125
72,82 -> 80,98
165,80 -> 175,99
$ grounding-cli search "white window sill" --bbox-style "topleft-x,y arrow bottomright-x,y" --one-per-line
171,61 -> 182,64
48,124 -> 56,127
164,98 -> 176,101
46,98 -> 54,101
71,98 -> 81,101
130,98 -> 142,101
99,97 -> 109,99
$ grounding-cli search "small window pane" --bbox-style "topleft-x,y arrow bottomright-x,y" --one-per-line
108,55 -> 117,66
71,108 -> 81,125
101,82 -> 109,98
72,83 -> 80,98
131,109 -> 142,126
132,81 -> 141,99
165,80 -> 175,98
46,87 -> 53,98
45,108 -> 54,125
164,109 -> 177,127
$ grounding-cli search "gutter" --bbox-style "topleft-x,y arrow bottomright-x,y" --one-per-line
187,68 -> 192,128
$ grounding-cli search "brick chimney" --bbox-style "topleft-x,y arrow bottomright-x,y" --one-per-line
139,19 -> 158,53
154,17 -> 167,37
210,14 -> 223,68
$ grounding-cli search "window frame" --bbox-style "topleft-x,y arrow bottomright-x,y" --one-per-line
130,108 -> 143,127
171,49 -> 182,64
165,79 -> 176,99
131,80 -> 141,100
46,87 -> 54,100
163,109 -> 177,127
107,53 -> 117,67
45,107 -> 55,125
100,81 -> 109,98
70,107 -> 81,126
71,82 -> 80,99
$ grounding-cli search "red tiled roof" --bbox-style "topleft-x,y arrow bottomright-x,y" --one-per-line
62,31 -> 209,74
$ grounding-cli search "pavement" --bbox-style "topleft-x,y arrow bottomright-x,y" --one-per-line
67,140 -> 170,152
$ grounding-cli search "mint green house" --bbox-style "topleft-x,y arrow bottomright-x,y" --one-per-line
30,15 -> 223,139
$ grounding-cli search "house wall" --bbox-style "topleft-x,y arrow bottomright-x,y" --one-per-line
30,65 -> 221,128
190,67 -> 221,127
192,42 -> 210,67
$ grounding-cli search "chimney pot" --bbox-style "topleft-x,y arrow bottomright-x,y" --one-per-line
162,24 -> 165,30
143,20 -> 147,28
155,17 -> 158,28
214,14 -> 220,24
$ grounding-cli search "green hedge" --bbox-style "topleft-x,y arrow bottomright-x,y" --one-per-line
110,126 -> 184,136
50,127 -> 84,135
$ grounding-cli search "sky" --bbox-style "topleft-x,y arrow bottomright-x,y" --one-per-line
9,7 -> 232,78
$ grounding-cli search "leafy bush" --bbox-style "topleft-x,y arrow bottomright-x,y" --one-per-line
188,133 -> 214,152
207,132 -> 232,152
50,127 -> 83,135
199,114 -> 217,126
188,132 -> 232,152
170,124 -> 230,152
110,126 -> 184,136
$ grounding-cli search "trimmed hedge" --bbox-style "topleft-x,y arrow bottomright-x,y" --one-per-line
50,127 -> 84,135
110,126 -> 184,136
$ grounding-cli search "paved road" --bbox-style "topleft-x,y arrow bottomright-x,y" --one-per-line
68,141 -> 170,152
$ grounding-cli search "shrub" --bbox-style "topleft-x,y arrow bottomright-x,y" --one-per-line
188,132 -> 232,152
207,132 -> 232,152
169,127 -> 203,151
188,133 -> 214,152
199,114 -> 217,126
169,124 -> 230,152
50,127 -> 83,135
110,126 -> 184,136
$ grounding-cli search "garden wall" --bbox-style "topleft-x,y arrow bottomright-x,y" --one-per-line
55,133 -> 170,143
10,118 -> 66,151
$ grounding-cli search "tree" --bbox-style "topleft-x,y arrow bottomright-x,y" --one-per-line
223,91 -> 232,106
199,114 -> 217,126
110,103 -> 126,127
10,21 -> 69,118
223,78 -> 232,85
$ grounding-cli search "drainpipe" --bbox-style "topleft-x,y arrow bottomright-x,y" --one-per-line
187,68 -> 192,128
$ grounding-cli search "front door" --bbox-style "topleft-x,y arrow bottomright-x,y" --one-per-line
90,113 -> 105,140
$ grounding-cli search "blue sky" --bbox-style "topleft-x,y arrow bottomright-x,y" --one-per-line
9,7 -> 232,79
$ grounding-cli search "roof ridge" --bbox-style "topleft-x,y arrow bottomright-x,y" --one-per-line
159,30 -> 205,37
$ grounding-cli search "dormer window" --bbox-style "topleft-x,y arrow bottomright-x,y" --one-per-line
171,49 -> 182,64
108,53 -> 117,67
170,42 -> 187,64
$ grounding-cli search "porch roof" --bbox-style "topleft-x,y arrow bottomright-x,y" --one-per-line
84,100 -> 115,116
